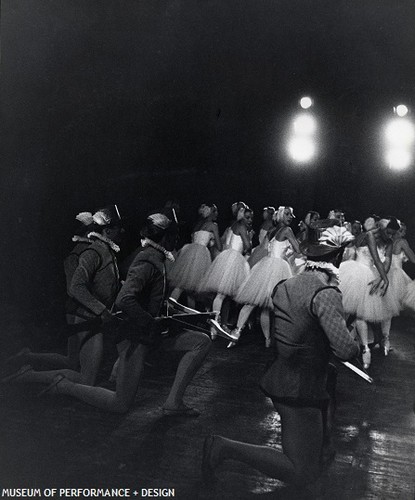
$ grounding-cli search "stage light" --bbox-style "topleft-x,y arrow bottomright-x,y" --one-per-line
385,119 -> 415,146
386,148 -> 412,170
293,114 -> 316,135
395,104 -> 408,117
288,137 -> 316,163
300,97 -> 313,109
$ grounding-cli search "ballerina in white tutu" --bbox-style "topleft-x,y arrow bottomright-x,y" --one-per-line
229,206 -> 301,348
390,222 -> 415,311
169,204 -> 222,309
248,206 -> 276,268
339,216 -> 401,368
220,201 -> 248,250
200,206 -> 253,337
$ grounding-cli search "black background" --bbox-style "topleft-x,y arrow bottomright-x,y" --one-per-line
2,1 -> 415,323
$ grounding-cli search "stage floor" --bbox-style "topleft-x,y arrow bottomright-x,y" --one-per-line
1,315 -> 415,499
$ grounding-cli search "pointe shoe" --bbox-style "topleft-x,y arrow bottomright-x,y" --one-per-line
226,328 -> 242,348
383,338 -> 391,356
1,364 -> 33,384
265,337 -> 271,348
362,348 -> 371,370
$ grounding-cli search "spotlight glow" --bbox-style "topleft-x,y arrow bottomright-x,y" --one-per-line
293,114 -> 317,135
396,104 -> 409,117
385,119 -> 415,146
386,148 -> 412,170
300,97 -> 313,109
288,137 -> 316,163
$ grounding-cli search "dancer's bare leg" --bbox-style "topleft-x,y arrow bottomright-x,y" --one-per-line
227,305 -> 255,348
14,335 -> 79,370
380,318 -> 392,355
212,293 -> 226,317
170,288 -> 183,301
207,403 -> 322,487
260,309 -> 271,347
162,330 -> 211,410
6,331 -> 103,386
356,319 -> 371,368
57,341 -> 148,413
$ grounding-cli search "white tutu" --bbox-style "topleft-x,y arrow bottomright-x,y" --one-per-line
388,265 -> 412,307
199,248 -> 250,297
339,260 -> 400,322
235,256 -> 292,309
248,245 -> 268,268
168,243 -> 212,292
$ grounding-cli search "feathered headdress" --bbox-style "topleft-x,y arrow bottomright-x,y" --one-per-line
318,226 -> 354,248
75,205 -> 121,227
300,225 -> 354,260
273,206 -> 295,223
148,213 -> 171,230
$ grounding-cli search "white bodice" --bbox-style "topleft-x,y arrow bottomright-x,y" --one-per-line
342,245 -> 357,262
355,246 -> 375,267
192,230 -> 212,246
227,232 -> 244,253
391,251 -> 407,269
268,238 -> 291,259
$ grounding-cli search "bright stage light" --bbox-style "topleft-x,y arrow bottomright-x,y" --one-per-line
386,148 -> 412,170
396,104 -> 409,117
288,137 -> 316,163
300,97 -> 313,109
293,114 -> 316,135
385,118 -> 415,146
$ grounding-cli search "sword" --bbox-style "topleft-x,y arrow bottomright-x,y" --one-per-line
340,360 -> 374,384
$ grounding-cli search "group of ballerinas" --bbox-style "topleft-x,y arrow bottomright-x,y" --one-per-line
167,203 -> 415,369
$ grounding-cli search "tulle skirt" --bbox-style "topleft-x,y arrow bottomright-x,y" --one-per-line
235,256 -> 292,309
199,248 -> 250,297
248,245 -> 268,268
388,266 -> 412,308
288,254 -> 306,275
339,260 -> 401,322
168,243 -> 212,292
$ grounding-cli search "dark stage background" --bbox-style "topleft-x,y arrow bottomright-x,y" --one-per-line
1,1 -> 415,326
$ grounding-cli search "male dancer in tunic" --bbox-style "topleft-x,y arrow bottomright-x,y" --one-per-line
37,213 -> 212,415
202,227 -> 360,492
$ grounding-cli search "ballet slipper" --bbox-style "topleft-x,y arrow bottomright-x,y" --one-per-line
226,327 -> 242,348
382,338 -> 391,356
362,347 -> 371,370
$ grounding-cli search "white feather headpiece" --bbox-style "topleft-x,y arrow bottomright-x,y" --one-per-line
148,213 -> 171,230
318,226 -> 354,248
75,212 -> 95,226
